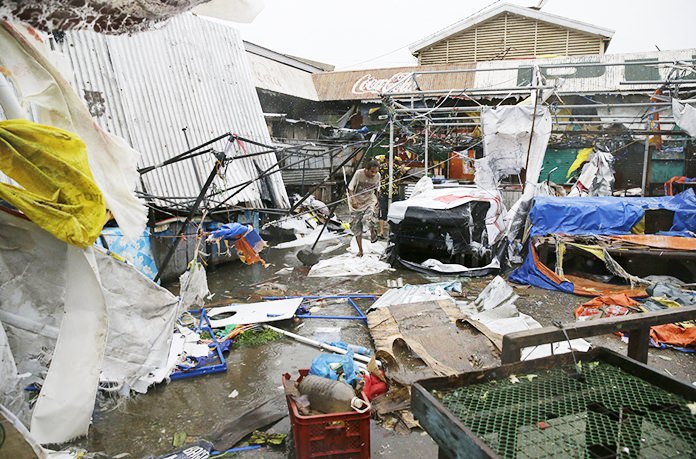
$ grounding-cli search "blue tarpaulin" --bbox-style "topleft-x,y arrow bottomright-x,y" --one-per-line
208,222 -> 265,252
529,189 -> 696,236
508,240 -> 575,293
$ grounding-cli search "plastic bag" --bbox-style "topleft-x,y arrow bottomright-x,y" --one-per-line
179,261 -> 210,309
309,350 -> 357,385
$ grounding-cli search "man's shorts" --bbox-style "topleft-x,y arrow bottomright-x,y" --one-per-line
351,204 -> 377,236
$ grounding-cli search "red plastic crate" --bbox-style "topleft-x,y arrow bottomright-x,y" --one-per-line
282,369 -> 371,459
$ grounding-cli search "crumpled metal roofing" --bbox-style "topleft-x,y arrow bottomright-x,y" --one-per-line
56,13 -> 289,209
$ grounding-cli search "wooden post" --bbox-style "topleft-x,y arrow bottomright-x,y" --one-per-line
641,131 -> 650,196
627,326 -> 651,363
500,306 -> 696,364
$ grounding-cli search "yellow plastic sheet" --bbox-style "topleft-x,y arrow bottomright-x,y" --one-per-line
566,147 -> 593,178
0,120 -> 106,247
566,242 -> 606,261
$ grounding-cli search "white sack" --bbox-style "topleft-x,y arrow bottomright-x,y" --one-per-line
179,262 -> 210,309
0,211 -> 179,442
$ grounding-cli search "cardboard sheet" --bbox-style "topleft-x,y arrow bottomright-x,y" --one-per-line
367,300 -> 498,386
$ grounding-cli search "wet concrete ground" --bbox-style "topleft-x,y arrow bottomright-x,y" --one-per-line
72,235 -> 694,458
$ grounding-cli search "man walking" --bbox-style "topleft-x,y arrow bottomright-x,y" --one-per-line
347,159 -> 380,257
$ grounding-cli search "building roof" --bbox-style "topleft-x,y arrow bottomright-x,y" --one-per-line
244,41 -> 333,73
311,49 -> 696,101
408,3 -> 614,55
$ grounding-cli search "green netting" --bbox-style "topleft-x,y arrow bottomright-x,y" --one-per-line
433,362 -> 695,459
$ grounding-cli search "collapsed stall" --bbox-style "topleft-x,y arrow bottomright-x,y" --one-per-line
510,189 -> 696,295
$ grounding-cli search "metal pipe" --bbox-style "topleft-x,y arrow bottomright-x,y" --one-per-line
263,324 -> 372,367
553,121 -> 676,125
153,155 -> 224,282
388,118 -> 394,206
552,129 -> 683,135
382,86 -> 554,97
523,66 -> 540,191
392,100 -> 696,114
424,119 -> 429,177
400,119 -> 677,126
619,80 -> 696,85
181,126 -> 204,189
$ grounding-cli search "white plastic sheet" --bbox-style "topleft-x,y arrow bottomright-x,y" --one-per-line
179,261 -> 210,309
672,99 -> 696,138
0,319 -> 24,419
568,151 -> 615,197
480,105 -> 552,186
273,227 -> 347,249
480,105 -> 553,242
463,276 -> 591,361
368,282 -> 460,311
418,258 -> 501,274
30,246 -> 108,444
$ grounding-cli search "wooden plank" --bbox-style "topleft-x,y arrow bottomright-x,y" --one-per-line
461,318 -> 503,351
501,305 -> 696,364
412,383 -> 498,459
626,326 -> 651,363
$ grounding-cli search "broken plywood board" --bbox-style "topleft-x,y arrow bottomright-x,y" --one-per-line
367,300 -> 498,386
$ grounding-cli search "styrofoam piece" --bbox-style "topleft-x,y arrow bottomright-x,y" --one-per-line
206,298 -> 303,327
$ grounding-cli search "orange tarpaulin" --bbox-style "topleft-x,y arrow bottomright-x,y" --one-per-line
565,274 -> 648,298
650,324 -> 696,349
575,294 -> 695,349
574,293 -> 641,319
609,235 -> 696,251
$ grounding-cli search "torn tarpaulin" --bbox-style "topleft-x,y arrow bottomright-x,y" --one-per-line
672,99 -> 696,137
207,223 -> 268,267
568,149 -> 615,197
462,276 -> 592,360
479,105 -> 552,186
477,105 -> 552,244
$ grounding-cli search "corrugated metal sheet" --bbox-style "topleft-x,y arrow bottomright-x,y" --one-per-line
57,14 -> 289,210
281,169 -> 330,186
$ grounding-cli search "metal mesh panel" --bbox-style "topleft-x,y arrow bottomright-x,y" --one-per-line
433,362 -> 695,459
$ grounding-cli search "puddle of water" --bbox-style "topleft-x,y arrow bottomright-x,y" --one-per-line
69,240 -> 431,457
